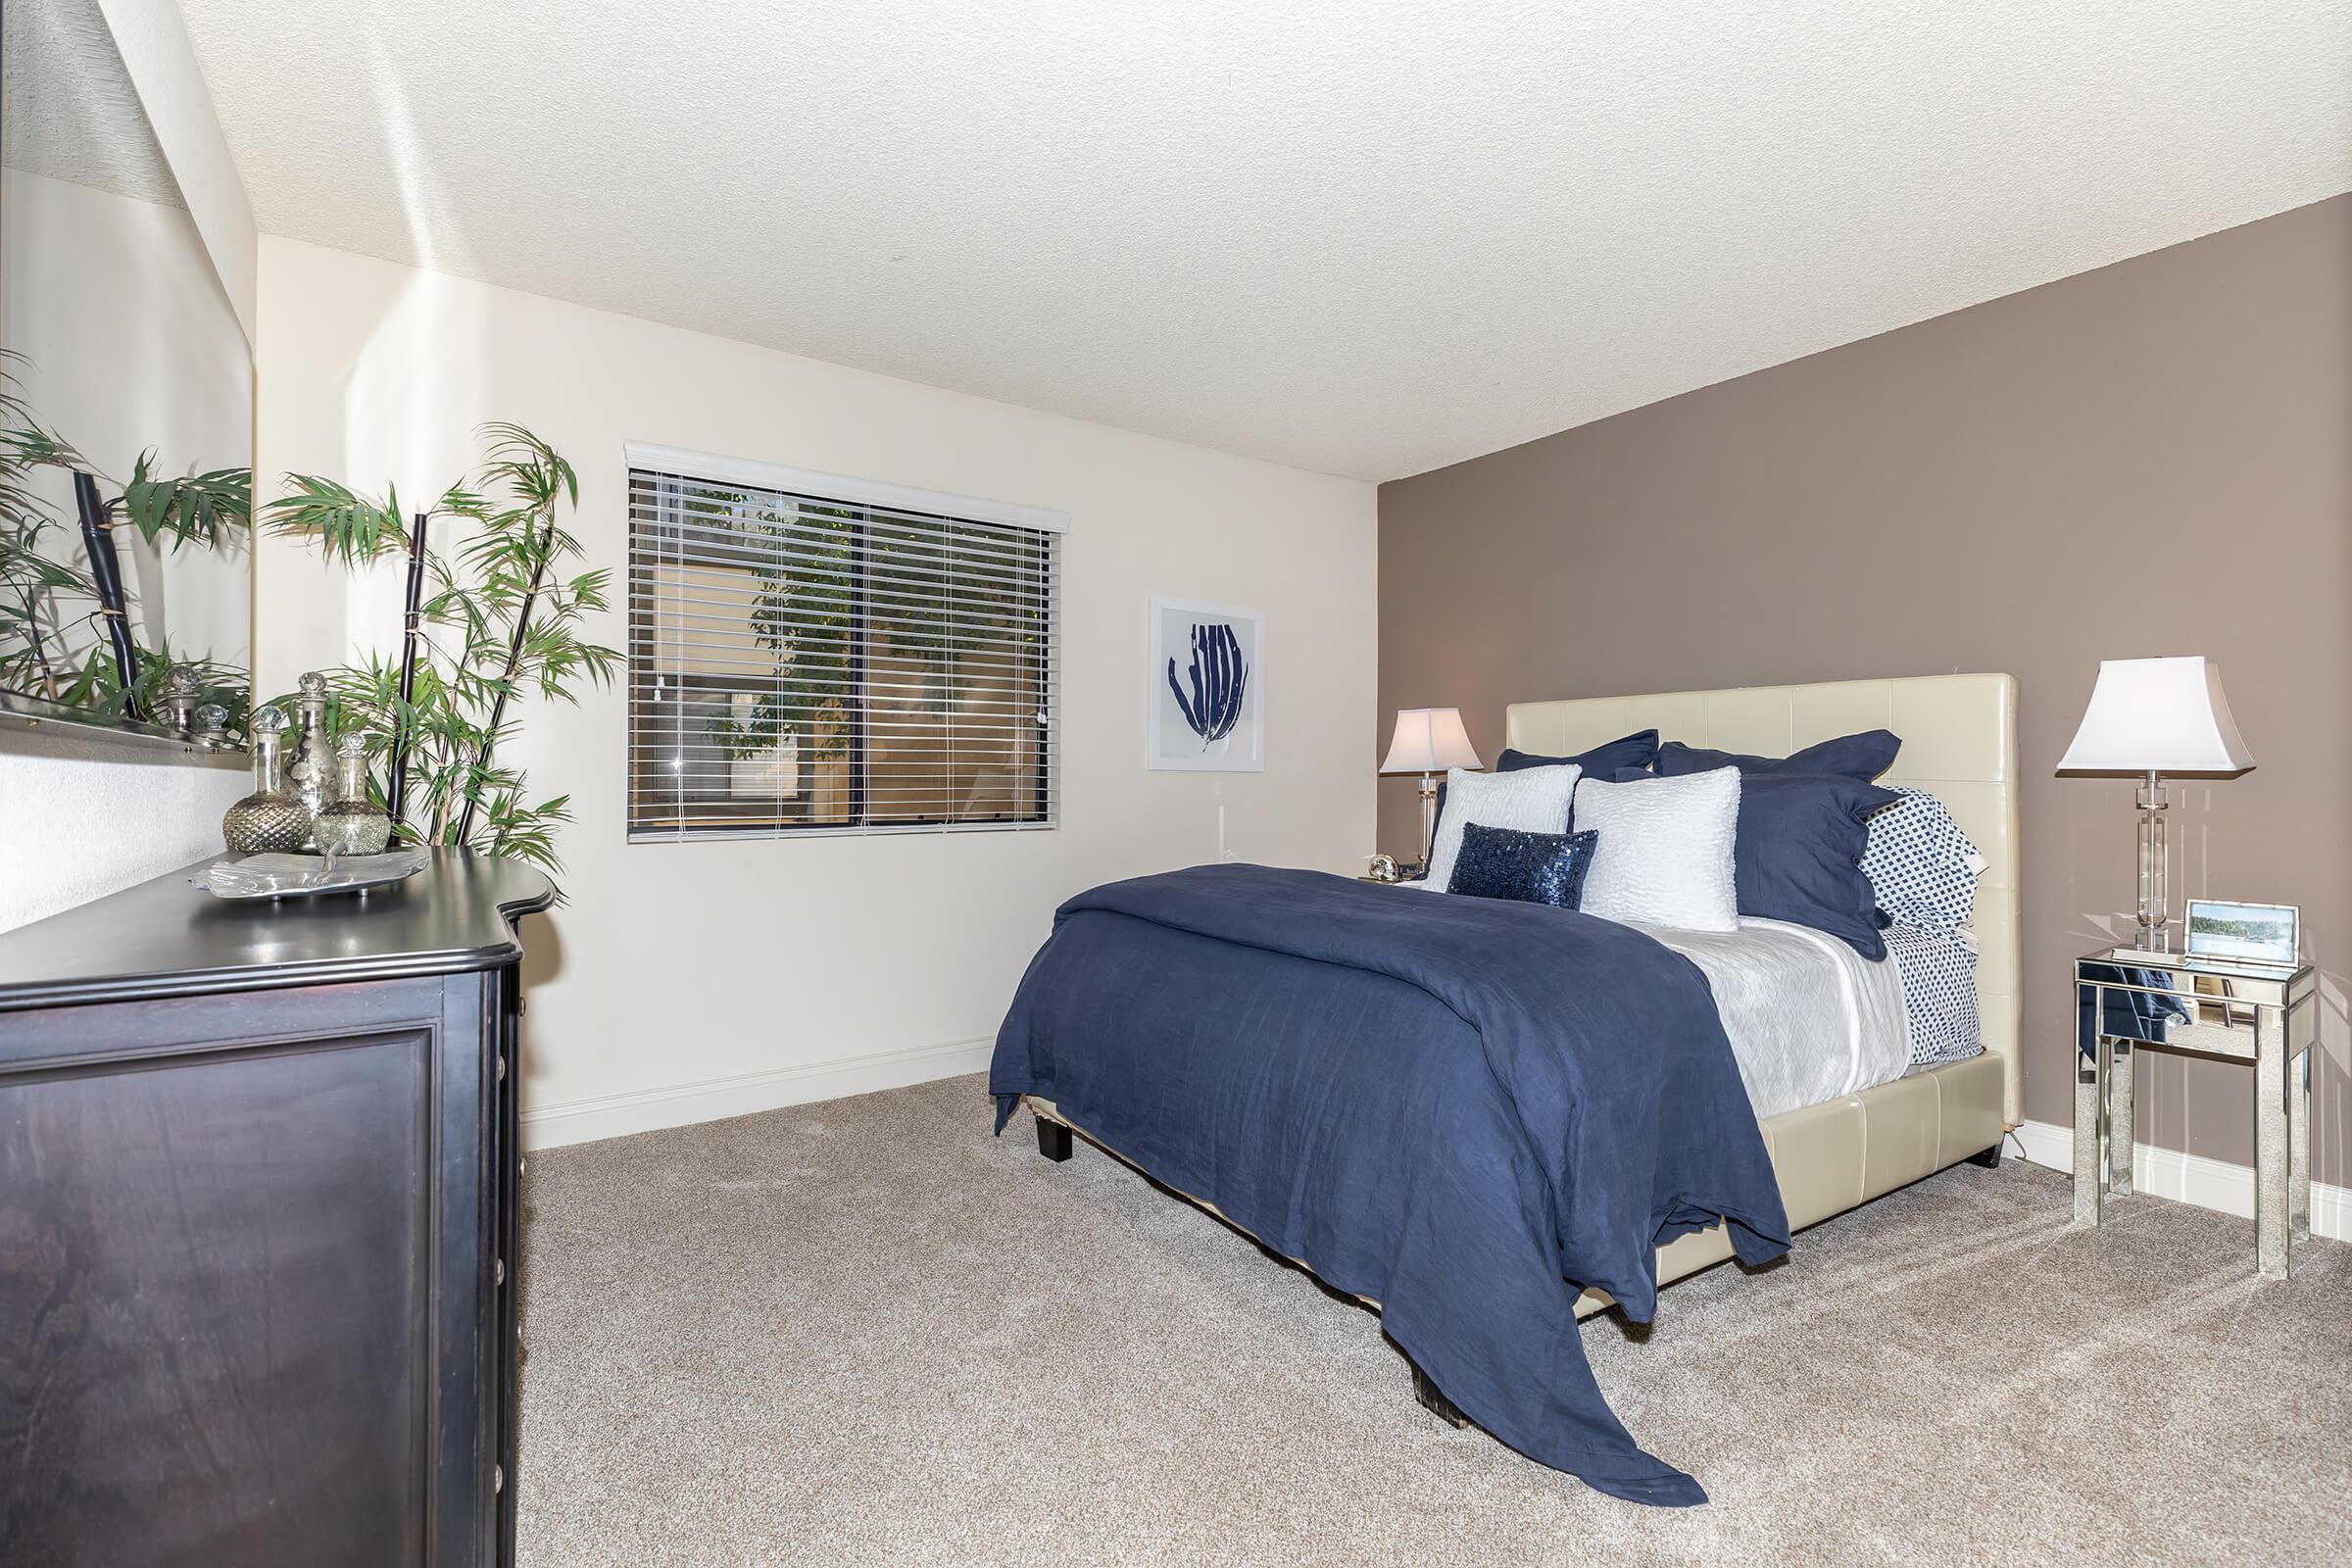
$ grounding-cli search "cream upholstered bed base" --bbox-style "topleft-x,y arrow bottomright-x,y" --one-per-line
1574,1050 -> 2002,1315
1025,673 -> 2022,1322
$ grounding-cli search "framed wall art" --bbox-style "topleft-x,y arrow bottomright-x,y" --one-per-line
1149,598 -> 1263,771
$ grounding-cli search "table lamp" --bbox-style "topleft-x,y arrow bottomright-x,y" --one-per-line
2057,656 -> 2255,954
1380,708 -> 1482,871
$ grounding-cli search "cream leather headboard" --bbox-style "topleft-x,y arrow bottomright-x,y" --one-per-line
1507,674 -> 2021,1126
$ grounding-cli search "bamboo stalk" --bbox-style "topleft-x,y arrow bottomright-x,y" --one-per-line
386,511 -> 430,836
452,513 -> 558,847
73,472 -> 142,720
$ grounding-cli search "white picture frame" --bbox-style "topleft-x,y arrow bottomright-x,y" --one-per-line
1148,598 -> 1264,771
2184,900 -> 2299,966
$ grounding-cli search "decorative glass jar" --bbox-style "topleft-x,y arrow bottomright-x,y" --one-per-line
288,670 -> 333,849
221,708 -> 311,853
162,663 -> 201,733
312,733 -> 395,858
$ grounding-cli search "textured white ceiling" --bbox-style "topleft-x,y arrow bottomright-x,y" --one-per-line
176,0 -> 2352,481
5,0 -> 182,209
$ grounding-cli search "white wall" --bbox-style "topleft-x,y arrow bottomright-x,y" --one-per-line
0,725 -> 244,931
254,236 -> 1379,1147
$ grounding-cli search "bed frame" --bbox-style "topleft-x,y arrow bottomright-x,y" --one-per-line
1025,673 -> 2021,1410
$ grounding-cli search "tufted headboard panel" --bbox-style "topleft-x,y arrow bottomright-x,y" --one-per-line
1506,673 -> 2021,1125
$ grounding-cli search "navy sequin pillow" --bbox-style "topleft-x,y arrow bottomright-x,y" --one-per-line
1446,823 -> 1600,908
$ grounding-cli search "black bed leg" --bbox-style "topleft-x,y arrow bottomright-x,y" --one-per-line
1966,1142 -> 2002,1168
1035,1116 -> 1073,1163
1411,1362 -> 1473,1430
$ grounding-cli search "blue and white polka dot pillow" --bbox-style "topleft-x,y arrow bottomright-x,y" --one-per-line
1861,787 -> 1984,934
1887,923 -> 1981,1064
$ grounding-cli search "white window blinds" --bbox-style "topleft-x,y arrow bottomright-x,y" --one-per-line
627,455 -> 1059,840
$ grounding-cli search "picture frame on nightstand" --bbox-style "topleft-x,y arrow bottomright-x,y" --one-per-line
2184,899 -> 2299,966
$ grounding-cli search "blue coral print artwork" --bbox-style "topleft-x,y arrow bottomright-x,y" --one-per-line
1168,622 -> 1249,748
1150,599 -> 1263,770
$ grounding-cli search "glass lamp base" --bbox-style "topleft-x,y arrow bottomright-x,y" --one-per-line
2135,773 -> 2171,954
1417,775 -> 1438,872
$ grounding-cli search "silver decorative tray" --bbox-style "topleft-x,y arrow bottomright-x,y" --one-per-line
191,850 -> 430,902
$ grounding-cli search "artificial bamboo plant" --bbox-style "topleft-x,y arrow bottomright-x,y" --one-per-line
265,424 -> 618,891
1,351 -> 254,726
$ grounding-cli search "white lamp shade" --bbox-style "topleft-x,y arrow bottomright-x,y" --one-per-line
1381,708 -> 1482,773
2056,657 -> 2256,776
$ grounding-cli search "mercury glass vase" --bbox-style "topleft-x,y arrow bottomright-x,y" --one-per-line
313,733 -> 395,858
221,708 -> 311,854
288,670 -> 333,849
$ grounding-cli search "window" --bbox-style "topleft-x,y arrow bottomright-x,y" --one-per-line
626,447 -> 1060,840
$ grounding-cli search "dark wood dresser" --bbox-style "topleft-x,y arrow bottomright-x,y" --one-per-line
0,852 -> 549,1568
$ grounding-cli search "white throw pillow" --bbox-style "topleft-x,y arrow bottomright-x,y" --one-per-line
1574,767 -> 1741,931
1424,764 -> 1580,891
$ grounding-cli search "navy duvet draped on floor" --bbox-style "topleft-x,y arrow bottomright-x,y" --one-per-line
988,864 -> 1790,1505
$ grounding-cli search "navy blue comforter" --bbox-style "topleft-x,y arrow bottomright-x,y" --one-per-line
988,864 -> 1790,1505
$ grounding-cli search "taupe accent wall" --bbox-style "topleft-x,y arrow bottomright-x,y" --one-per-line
1379,194 -> 2350,1185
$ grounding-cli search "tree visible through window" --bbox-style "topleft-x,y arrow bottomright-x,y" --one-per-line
627,463 -> 1056,838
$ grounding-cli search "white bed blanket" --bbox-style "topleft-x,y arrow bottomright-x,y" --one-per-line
1631,916 -> 1910,1120
1392,883 -> 1911,1119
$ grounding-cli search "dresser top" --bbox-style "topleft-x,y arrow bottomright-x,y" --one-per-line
0,851 -> 554,1010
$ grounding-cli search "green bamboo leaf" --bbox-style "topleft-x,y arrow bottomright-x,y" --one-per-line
256,421 -> 609,898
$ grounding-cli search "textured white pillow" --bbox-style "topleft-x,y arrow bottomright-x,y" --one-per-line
1574,768 -> 1741,931
1424,764 -> 1580,891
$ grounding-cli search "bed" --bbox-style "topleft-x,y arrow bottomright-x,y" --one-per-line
1505,674 -> 2022,1311
991,673 -> 2021,1503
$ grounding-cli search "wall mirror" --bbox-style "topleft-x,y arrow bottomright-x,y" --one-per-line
1,0 -> 255,749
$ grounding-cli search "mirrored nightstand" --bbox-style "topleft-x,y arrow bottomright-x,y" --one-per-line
2074,948 -> 2318,1277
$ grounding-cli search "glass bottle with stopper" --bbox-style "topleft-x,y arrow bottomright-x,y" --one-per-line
313,733 -> 395,858
162,663 -> 202,733
221,707 -> 311,853
288,670 -> 333,847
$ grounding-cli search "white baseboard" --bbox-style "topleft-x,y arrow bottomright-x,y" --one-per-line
520,1035 -> 994,1151
2013,1118 -> 2351,1243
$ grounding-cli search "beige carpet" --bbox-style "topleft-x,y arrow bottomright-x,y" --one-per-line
514,1074 -> 2350,1567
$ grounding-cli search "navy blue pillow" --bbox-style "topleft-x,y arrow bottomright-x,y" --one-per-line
1656,728 -> 1900,783
1495,730 -> 1661,776
1420,731 -> 1658,874
1446,823 -> 1600,908
1725,772 -> 1901,957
